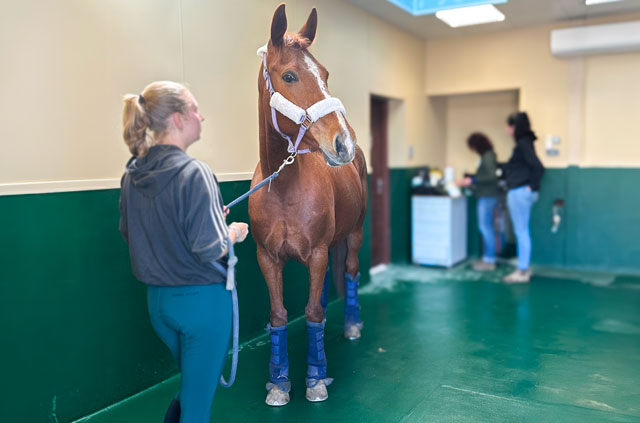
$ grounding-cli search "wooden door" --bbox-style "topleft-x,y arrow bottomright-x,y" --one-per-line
370,96 -> 390,266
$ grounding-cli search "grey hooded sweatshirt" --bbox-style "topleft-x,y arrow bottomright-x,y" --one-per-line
119,144 -> 229,286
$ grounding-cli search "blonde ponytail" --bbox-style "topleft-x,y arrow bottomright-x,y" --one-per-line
122,81 -> 188,157
122,94 -> 151,157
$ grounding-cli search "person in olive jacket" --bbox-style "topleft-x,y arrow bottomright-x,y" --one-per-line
458,133 -> 500,271
503,112 -> 545,283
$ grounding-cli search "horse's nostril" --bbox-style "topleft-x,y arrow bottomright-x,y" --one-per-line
335,135 -> 347,156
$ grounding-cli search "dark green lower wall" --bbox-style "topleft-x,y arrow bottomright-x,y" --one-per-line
469,167 -> 640,273
0,181 -> 371,423
0,190 -> 175,423
531,167 -> 640,273
389,169 -> 412,264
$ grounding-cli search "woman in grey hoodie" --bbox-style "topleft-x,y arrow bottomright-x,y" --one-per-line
119,81 -> 249,423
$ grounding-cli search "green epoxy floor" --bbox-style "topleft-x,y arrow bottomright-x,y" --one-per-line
79,265 -> 640,422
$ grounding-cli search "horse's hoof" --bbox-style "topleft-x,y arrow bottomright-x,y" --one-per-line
265,386 -> 290,407
344,323 -> 362,340
306,381 -> 329,402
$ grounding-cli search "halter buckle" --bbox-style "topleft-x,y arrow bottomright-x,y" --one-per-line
301,115 -> 313,129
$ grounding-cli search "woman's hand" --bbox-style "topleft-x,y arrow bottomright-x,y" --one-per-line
456,177 -> 472,187
223,206 -> 230,217
228,222 -> 249,243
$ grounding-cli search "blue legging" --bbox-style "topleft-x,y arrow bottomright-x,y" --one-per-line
147,283 -> 232,423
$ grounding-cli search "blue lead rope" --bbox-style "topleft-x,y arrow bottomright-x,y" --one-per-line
217,236 -> 239,388
217,163 -> 284,388
225,171 -> 280,209
218,153 -> 297,387
224,153 -> 297,210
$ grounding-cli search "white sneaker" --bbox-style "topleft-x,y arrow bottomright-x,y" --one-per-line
502,269 -> 531,284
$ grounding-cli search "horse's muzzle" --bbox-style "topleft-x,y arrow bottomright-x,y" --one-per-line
322,134 -> 355,167
322,148 -> 355,167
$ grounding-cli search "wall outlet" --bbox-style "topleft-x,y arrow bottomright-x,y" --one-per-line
546,148 -> 559,156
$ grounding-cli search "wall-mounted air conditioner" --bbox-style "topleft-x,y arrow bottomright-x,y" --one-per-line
551,20 -> 640,57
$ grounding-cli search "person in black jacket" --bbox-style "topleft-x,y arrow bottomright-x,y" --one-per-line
120,81 -> 249,423
503,112 -> 545,283
457,133 -> 500,271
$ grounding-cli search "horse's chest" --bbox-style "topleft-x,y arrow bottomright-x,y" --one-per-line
251,198 -> 332,259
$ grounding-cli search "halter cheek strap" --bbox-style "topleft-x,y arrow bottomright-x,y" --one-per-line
259,46 -> 347,155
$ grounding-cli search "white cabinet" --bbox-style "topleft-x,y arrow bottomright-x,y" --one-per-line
412,196 -> 467,267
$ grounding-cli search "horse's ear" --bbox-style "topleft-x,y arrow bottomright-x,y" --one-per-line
299,8 -> 317,45
271,3 -> 287,47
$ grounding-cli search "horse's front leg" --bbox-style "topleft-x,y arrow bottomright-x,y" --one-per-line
258,246 -> 290,407
304,247 -> 332,402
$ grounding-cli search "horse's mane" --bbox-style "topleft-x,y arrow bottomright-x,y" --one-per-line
283,33 -> 311,49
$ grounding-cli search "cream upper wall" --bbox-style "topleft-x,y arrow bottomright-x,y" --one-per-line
0,0 -> 183,185
425,13 -> 640,169
5,2 -> 638,189
443,91 -> 518,179
0,0 -> 428,187
425,24 -> 570,168
583,53 -> 640,167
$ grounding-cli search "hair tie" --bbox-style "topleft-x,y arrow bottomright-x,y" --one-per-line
138,94 -> 146,105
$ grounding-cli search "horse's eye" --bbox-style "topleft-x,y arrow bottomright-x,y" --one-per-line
282,72 -> 298,83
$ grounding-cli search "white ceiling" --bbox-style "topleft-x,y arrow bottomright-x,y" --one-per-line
344,0 -> 640,39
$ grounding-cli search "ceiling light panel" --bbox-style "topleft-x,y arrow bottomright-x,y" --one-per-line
435,4 -> 506,27
585,0 -> 626,5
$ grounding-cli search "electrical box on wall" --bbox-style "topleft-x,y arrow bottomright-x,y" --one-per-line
545,135 -> 560,157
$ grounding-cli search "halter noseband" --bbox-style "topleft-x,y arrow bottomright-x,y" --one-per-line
258,44 -> 347,155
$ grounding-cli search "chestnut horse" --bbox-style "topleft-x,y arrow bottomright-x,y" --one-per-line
248,4 -> 367,406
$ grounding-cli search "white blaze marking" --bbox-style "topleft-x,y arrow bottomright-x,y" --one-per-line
303,53 -> 353,154
303,53 -> 330,98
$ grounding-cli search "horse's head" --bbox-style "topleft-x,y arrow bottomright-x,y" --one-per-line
260,4 -> 356,166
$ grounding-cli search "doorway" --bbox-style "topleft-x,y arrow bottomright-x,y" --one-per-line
370,96 -> 390,267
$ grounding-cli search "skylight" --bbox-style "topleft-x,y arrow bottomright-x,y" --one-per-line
387,0 -> 507,16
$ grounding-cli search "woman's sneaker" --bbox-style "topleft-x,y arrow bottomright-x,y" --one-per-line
502,269 -> 531,284
472,260 -> 496,271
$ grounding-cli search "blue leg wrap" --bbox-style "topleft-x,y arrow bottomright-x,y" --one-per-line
306,319 -> 333,388
321,267 -> 330,315
344,272 -> 362,328
265,323 -> 291,393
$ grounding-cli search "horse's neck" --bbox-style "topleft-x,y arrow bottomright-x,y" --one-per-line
259,115 -> 301,184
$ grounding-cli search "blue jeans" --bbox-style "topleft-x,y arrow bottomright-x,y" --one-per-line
477,197 -> 498,263
147,283 -> 232,423
507,186 -> 539,270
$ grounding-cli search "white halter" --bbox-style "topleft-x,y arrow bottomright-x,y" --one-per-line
257,43 -> 347,154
